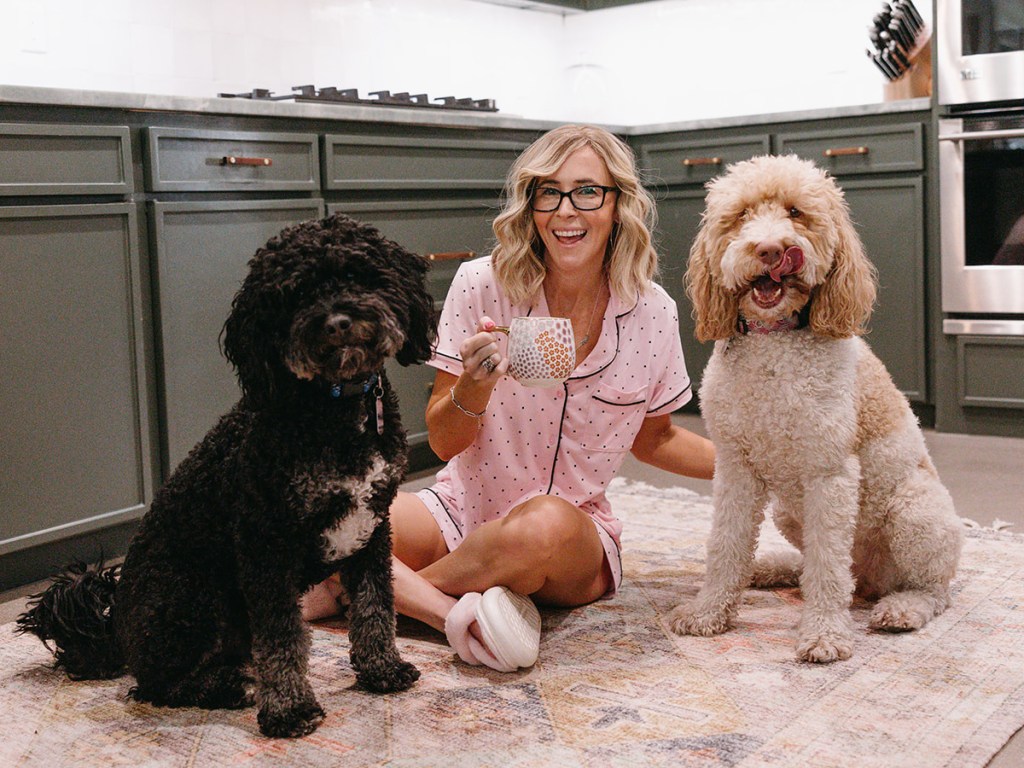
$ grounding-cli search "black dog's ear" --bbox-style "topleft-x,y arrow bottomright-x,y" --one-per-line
221,254 -> 282,406
394,250 -> 438,367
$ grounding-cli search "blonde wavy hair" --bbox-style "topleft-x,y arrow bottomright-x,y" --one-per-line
492,124 -> 658,306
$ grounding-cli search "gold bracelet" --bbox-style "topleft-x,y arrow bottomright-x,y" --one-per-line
449,386 -> 485,419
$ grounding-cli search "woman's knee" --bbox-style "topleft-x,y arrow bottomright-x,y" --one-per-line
503,496 -> 593,557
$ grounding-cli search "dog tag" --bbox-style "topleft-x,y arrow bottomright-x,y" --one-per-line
374,383 -> 385,435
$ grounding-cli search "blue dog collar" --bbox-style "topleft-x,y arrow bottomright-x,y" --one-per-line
329,373 -> 379,399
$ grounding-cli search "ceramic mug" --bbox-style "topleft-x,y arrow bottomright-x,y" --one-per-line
494,316 -> 577,388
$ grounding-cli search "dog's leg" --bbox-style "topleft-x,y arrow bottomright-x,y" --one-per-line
340,519 -> 420,693
667,458 -> 768,636
794,459 -> 860,663
868,475 -> 963,632
237,559 -> 325,738
750,550 -> 803,588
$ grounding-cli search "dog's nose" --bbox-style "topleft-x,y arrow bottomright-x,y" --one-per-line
326,313 -> 352,338
756,241 -> 785,267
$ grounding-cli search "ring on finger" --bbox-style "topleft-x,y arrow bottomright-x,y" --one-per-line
481,356 -> 496,373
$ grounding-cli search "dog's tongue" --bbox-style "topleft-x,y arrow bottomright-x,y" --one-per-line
769,246 -> 804,282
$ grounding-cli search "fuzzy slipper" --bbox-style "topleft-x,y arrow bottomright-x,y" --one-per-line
444,588 -> 540,672
476,586 -> 541,670
444,592 -> 516,672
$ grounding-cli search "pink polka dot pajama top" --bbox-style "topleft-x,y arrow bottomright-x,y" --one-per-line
415,257 -> 693,593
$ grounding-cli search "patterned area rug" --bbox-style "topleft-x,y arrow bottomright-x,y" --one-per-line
2,479 -> 1023,767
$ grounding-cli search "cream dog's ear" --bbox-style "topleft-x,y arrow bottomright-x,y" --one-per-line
809,187 -> 877,338
686,214 -> 740,342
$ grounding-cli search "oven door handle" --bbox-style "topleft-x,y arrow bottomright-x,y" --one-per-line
939,128 -> 1024,142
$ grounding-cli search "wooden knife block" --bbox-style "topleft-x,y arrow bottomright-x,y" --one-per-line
884,37 -> 932,101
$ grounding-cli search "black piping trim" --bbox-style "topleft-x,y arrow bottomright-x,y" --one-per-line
423,488 -> 463,537
568,291 -> 638,383
434,350 -> 462,364
648,380 -> 693,413
545,381 -> 571,494
593,396 -> 647,407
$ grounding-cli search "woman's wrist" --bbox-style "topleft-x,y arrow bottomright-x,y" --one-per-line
449,386 -> 485,419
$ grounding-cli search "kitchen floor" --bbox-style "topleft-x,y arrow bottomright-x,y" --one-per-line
2,413 -> 1022,763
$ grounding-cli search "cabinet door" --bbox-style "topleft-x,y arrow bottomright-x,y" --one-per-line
150,199 -> 324,476
653,189 -> 715,407
840,177 -> 926,401
1,203 -> 152,556
328,200 -> 494,461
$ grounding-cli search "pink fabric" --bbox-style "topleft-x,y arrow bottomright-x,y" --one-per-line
421,257 -> 693,583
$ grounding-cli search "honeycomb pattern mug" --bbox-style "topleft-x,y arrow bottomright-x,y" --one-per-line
494,316 -> 577,388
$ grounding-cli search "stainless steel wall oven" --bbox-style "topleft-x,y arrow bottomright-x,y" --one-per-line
938,0 -> 1024,331
939,114 -> 1024,318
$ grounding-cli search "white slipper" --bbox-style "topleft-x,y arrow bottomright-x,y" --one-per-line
475,587 -> 541,670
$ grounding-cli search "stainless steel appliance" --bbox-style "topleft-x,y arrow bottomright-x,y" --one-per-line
937,0 -> 1024,329
937,0 -> 1024,107
939,113 -> 1024,318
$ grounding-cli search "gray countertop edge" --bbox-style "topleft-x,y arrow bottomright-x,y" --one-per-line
0,84 -> 931,135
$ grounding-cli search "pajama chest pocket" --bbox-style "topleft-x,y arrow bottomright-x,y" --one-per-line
582,383 -> 649,453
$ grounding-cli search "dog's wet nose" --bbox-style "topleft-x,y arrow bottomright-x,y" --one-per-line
326,313 -> 352,338
756,241 -> 785,267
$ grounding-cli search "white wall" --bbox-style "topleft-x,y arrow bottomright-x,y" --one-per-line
1,0 -> 929,125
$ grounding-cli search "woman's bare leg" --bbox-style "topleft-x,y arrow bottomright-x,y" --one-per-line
390,492 -> 611,632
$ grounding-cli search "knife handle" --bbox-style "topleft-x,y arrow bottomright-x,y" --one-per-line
682,157 -> 722,166
824,146 -> 869,157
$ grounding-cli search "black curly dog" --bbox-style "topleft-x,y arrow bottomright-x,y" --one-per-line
17,213 -> 435,738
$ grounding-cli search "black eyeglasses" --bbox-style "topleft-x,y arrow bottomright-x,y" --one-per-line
530,184 -> 619,212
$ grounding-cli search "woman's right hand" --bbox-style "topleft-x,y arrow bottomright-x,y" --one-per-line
459,316 -> 509,381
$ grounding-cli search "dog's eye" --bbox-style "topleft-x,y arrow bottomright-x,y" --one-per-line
789,206 -> 802,218
738,208 -> 749,221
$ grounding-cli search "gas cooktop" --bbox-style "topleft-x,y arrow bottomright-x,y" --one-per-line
218,85 -> 497,112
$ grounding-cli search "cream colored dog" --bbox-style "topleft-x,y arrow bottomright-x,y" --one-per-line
667,154 -> 963,663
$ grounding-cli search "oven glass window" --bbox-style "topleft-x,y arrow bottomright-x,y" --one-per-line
964,119 -> 1024,266
962,0 -> 1024,55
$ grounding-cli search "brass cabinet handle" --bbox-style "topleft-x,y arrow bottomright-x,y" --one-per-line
682,157 -> 722,166
221,156 -> 273,166
823,146 -> 869,157
427,251 -> 476,261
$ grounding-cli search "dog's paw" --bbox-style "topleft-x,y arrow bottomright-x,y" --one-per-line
665,603 -> 731,636
257,699 -> 326,738
356,660 -> 420,693
795,632 -> 854,663
869,598 -> 929,633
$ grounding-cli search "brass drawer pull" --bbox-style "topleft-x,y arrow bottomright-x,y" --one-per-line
824,146 -> 869,157
427,251 -> 476,261
682,157 -> 722,166
221,156 -> 273,167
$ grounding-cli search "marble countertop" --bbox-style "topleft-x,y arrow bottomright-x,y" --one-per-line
0,84 -> 931,135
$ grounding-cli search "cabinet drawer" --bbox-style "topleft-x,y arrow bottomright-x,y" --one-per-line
329,199 -> 492,301
0,123 -> 132,196
145,128 -> 320,192
956,336 -> 1024,410
776,123 -> 923,174
324,135 -> 528,190
639,134 -> 770,186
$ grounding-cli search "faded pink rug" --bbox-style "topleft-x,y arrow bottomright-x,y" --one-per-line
2,479 -> 1022,767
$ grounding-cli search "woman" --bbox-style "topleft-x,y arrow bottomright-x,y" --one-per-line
304,124 -> 715,672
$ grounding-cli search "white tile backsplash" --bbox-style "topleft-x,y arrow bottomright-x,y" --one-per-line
1,0 -> 930,124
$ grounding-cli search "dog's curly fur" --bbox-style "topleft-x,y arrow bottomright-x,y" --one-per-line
666,155 -> 964,663
17,213 -> 435,736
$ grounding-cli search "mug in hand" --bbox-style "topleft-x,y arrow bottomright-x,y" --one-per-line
494,316 -> 576,388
